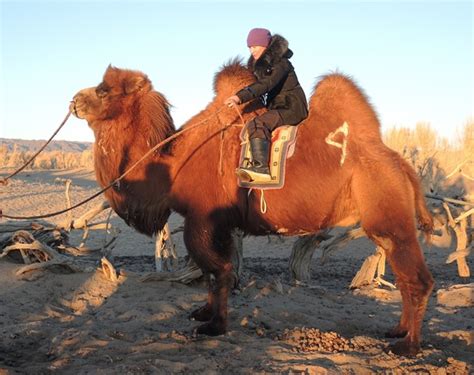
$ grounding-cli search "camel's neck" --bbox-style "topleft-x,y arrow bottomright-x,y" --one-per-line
91,115 -> 175,237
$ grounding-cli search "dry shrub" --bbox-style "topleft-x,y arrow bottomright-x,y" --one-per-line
0,146 -> 94,171
384,121 -> 473,251
384,120 -> 473,199
4,144 -> 28,168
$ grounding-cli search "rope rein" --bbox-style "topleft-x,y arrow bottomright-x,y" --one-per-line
1,104 -> 237,220
218,105 -> 247,176
0,111 -> 72,186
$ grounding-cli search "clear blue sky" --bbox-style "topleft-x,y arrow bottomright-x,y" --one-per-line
1,0 -> 472,143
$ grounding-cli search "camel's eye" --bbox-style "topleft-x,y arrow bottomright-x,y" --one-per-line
96,83 -> 110,99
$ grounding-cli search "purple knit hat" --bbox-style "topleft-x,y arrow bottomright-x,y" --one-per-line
246,28 -> 271,47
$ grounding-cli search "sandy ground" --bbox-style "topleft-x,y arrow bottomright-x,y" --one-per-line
0,168 -> 472,374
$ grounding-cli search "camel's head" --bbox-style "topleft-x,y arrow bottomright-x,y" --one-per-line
70,65 -> 152,124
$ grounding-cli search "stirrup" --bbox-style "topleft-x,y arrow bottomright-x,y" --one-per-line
236,167 -> 272,183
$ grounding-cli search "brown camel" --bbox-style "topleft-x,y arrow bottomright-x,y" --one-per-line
70,62 -> 434,356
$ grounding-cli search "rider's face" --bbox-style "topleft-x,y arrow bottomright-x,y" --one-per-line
249,46 -> 266,60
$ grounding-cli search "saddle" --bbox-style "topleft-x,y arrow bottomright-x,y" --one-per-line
237,125 -> 299,189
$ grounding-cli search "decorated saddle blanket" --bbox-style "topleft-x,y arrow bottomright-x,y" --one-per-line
237,125 -> 299,190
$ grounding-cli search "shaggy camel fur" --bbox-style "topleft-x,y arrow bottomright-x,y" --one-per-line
70,61 -> 434,356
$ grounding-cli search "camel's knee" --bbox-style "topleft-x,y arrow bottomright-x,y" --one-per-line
412,259 -> 434,294
210,262 -> 235,289
418,268 -> 434,297
387,242 -> 434,297
401,267 -> 434,300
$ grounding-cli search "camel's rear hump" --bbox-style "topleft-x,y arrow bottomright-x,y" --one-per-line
309,73 -> 382,146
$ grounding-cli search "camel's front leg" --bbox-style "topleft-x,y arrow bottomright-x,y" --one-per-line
189,276 -> 214,322
184,216 -> 235,336
194,263 -> 233,336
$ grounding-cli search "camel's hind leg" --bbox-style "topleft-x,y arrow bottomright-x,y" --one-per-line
385,286 -> 410,338
352,156 -> 434,355
370,233 -> 434,356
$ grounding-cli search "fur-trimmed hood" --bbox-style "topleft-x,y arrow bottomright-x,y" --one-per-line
248,34 -> 293,70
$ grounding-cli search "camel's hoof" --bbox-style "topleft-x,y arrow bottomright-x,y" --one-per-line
386,339 -> 421,357
193,321 -> 226,337
189,305 -> 213,322
385,326 -> 408,338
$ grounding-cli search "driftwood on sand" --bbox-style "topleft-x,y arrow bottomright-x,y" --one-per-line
0,228 -> 97,280
0,178 -> 120,281
288,226 -> 393,289
441,202 -> 472,278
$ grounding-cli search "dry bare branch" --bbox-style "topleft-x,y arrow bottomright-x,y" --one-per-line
232,229 -> 244,281
442,203 -> 471,278
349,247 -> 395,289
445,159 -> 473,180
55,178 -> 73,229
170,225 -> 184,235
140,257 -> 203,284
321,227 -> 365,264
427,193 -> 474,208
100,257 -> 119,282
56,199 -> 111,232
101,207 -> 115,259
155,223 -> 178,272
289,230 -> 332,283
73,201 -> 111,229
15,257 -> 96,280
0,221 -> 52,234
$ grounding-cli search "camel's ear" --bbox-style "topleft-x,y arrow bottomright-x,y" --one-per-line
104,64 -> 115,76
123,75 -> 149,95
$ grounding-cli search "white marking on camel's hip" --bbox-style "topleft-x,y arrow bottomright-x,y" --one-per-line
325,121 -> 349,166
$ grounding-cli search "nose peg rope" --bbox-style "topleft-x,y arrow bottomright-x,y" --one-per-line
0,110 -> 72,185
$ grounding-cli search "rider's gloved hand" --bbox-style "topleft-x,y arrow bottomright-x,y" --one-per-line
225,95 -> 241,108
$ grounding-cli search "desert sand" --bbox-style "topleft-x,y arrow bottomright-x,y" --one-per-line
0,168 -> 472,374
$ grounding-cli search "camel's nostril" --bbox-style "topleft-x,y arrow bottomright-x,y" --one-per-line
69,100 -> 78,115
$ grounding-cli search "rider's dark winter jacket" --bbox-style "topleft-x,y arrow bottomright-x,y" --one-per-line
236,34 -> 308,125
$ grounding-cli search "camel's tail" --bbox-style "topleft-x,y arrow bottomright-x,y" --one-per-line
399,157 -> 434,242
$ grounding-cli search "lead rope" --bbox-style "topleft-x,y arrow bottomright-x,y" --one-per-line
232,103 -> 246,125
247,188 -> 268,215
0,111 -> 72,186
259,189 -> 267,214
217,104 -> 246,177
233,105 -> 269,215
1,106 -> 228,220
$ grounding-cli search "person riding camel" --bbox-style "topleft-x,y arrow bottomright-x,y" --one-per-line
225,27 -> 308,181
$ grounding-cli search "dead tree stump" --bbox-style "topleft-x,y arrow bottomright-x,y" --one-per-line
349,246 -> 396,289
155,223 -> 178,272
232,229 -> 244,281
289,230 -> 331,284
443,203 -> 473,279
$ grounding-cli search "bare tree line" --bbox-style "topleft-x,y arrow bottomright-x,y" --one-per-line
0,144 -> 94,170
1,122 -> 472,182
